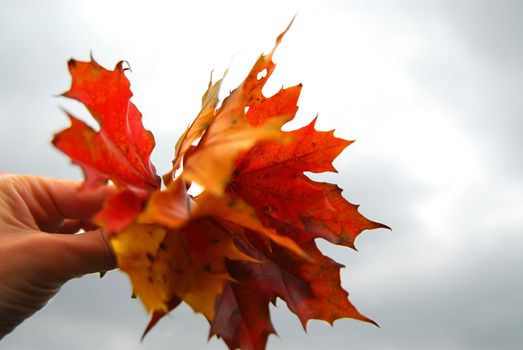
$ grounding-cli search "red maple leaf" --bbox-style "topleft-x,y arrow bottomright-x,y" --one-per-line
53,19 -> 388,350
53,58 -> 160,232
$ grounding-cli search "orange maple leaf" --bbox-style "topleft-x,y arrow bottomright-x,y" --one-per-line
53,19 -> 388,350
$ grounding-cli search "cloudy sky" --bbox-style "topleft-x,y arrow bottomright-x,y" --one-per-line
1,0 -> 522,349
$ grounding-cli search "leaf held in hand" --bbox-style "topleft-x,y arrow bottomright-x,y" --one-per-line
53,18 -> 388,350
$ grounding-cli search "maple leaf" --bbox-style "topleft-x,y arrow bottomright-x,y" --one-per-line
53,18 -> 388,350
210,235 -> 375,350
230,118 -> 388,249
174,20 -> 296,196
53,58 -> 160,232
53,58 -> 159,192
112,218 -> 254,320
171,72 -> 225,174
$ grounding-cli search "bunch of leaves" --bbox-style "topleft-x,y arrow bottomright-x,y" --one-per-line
52,22 -> 387,350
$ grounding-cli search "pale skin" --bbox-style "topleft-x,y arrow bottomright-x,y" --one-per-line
0,174 -> 116,339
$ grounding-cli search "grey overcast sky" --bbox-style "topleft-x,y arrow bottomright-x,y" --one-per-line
1,0 -> 522,349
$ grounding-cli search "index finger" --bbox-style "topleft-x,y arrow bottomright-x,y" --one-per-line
3,174 -> 115,232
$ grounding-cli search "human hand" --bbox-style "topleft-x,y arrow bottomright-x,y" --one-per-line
0,174 -> 116,339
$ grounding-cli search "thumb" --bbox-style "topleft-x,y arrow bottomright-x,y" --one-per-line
52,229 -> 117,279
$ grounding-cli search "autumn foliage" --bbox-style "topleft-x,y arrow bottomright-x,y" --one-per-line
53,22 -> 387,350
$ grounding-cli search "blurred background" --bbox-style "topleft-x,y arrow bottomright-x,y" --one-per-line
1,0 -> 522,349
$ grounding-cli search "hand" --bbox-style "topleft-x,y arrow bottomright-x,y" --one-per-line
0,174 -> 116,339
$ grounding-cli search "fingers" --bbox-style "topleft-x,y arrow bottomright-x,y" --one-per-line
7,175 -> 115,232
56,219 -> 99,234
51,229 -> 117,278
